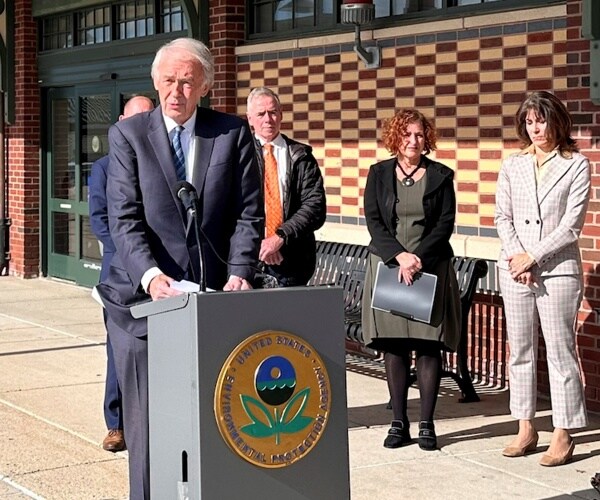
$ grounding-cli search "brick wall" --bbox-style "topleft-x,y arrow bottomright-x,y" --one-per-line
8,0 -> 40,278
235,8 -> 570,234
209,0 -> 245,113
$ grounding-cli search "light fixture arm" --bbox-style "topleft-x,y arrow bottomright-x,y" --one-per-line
352,24 -> 380,69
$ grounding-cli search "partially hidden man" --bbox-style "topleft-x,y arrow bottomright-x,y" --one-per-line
89,95 -> 154,454
97,38 -> 263,499
246,87 -> 326,286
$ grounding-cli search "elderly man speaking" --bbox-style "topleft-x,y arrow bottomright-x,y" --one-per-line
97,38 -> 262,499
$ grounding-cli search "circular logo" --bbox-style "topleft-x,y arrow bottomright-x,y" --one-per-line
214,331 -> 331,468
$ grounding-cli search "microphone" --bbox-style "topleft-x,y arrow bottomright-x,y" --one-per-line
172,181 -> 206,292
172,181 -> 281,290
174,181 -> 197,215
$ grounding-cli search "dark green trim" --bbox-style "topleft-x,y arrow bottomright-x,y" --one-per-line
181,0 -> 199,39
33,0 -> 107,18
38,34 -> 176,87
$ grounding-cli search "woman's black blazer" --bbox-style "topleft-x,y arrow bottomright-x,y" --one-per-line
364,156 -> 456,272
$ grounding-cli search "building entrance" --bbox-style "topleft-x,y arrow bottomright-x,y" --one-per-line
45,81 -> 155,286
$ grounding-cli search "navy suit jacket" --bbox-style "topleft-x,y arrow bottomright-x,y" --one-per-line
89,155 -> 116,282
98,106 -> 263,337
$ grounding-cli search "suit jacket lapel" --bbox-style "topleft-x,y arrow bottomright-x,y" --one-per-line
191,108 -> 216,195
537,154 -> 573,204
147,108 -> 186,222
519,154 -> 540,209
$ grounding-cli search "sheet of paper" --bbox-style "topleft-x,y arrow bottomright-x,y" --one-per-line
171,279 -> 201,293
91,286 -> 105,308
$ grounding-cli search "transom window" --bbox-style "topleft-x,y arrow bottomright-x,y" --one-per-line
78,7 -> 111,45
42,14 -> 73,50
117,0 -> 155,39
40,0 -> 188,51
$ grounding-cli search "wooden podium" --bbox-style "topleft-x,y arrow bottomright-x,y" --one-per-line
132,286 -> 350,499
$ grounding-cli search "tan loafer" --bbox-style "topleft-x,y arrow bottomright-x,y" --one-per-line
502,432 -> 539,457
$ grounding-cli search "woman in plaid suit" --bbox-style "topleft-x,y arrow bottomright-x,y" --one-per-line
495,91 -> 590,467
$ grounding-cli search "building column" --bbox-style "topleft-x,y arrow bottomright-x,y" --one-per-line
7,1 -> 40,278
209,0 -> 245,114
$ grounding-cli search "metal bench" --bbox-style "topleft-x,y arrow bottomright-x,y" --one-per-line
309,240 -> 488,403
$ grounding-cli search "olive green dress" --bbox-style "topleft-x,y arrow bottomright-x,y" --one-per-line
362,176 -> 461,352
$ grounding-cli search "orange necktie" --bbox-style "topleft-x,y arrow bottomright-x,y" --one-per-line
264,143 -> 283,237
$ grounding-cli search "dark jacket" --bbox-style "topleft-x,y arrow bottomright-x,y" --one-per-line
89,155 -> 116,282
364,156 -> 455,272
255,134 -> 326,285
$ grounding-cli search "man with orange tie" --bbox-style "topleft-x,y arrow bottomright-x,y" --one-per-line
247,87 -> 326,286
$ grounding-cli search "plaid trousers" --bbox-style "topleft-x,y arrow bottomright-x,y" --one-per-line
499,269 -> 588,429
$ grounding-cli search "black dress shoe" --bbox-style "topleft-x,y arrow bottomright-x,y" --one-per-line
383,420 -> 412,449
591,472 -> 600,494
418,421 -> 437,451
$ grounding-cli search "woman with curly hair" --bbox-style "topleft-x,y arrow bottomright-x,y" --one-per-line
362,108 -> 460,451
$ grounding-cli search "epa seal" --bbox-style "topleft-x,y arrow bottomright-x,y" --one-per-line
214,331 -> 331,468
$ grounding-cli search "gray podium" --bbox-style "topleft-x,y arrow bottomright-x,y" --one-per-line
132,286 -> 350,500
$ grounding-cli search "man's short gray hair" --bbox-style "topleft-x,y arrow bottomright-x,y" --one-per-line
247,87 -> 281,111
151,38 -> 214,91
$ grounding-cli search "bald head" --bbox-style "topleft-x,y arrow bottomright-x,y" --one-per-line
120,96 -> 154,121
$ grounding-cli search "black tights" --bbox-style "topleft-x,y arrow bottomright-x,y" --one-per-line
384,347 -> 442,423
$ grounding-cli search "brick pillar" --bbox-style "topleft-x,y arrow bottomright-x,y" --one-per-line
209,0 -> 245,114
8,1 -> 40,278
565,0 -> 600,412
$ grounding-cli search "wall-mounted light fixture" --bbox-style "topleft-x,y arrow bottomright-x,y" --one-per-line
340,0 -> 381,69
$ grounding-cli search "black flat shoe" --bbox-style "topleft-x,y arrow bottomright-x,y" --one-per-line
383,420 -> 412,449
591,472 -> 600,494
418,421 -> 437,451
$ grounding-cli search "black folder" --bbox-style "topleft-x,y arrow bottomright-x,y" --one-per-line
371,261 -> 437,323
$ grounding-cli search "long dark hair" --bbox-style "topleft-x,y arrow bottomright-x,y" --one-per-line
515,91 -> 578,156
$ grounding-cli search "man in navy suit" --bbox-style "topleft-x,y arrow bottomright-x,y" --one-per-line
89,96 -> 154,452
97,38 -> 262,499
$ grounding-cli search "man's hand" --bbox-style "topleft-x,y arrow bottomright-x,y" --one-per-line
224,275 -> 253,291
259,235 -> 284,265
148,274 -> 183,301
507,252 -> 535,279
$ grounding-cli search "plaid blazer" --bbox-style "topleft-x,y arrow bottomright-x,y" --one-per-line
495,150 -> 590,275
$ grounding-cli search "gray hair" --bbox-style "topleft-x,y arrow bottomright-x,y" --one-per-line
247,87 -> 281,111
151,38 -> 214,91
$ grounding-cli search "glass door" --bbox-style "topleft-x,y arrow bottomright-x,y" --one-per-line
45,81 -> 155,286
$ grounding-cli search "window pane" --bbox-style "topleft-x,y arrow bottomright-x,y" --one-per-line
76,7 -> 110,45
162,0 -> 188,32
41,14 -> 73,50
117,0 -> 155,39
51,98 -> 76,199
80,94 -> 111,202
255,1 -> 274,33
52,212 -> 76,257
81,215 -> 102,262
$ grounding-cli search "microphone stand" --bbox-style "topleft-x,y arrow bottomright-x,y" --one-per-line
187,197 -> 207,293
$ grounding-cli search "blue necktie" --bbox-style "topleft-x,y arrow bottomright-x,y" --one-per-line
172,126 -> 186,181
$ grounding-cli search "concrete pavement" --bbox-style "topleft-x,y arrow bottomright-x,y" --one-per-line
1,276 -> 600,499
